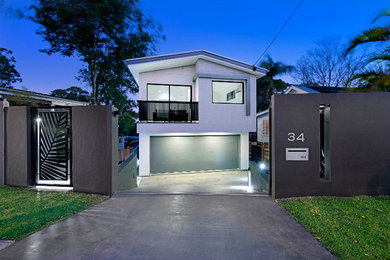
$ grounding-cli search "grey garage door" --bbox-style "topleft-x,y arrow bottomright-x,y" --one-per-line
150,135 -> 239,173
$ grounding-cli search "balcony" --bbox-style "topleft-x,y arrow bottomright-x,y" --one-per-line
138,101 -> 198,123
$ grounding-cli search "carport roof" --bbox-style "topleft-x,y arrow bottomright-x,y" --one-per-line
125,50 -> 267,85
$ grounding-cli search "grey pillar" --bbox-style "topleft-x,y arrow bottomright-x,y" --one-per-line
72,106 -> 115,195
5,106 -> 32,187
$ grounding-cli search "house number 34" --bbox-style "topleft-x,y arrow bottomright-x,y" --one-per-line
288,132 -> 305,142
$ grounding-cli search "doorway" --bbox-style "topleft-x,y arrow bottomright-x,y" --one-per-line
33,108 -> 71,186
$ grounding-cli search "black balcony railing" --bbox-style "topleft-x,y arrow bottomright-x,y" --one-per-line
138,100 -> 198,122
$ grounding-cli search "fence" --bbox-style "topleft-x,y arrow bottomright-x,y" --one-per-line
118,148 -> 133,164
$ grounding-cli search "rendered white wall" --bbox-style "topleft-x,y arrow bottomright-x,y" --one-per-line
137,59 -> 257,134
138,65 -> 196,101
240,133 -> 249,170
139,133 -> 150,177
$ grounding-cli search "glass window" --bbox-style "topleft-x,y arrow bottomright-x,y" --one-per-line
147,84 -> 191,102
170,85 -> 191,102
147,84 -> 169,101
212,81 -> 243,104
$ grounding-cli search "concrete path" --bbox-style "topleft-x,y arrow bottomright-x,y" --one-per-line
0,193 -> 334,259
129,171 -> 257,194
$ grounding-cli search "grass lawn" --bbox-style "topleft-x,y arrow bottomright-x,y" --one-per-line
278,196 -> 390,259
0,185 -> 107,241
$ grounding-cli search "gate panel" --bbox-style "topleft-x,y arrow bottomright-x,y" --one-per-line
35,108 -> 71,185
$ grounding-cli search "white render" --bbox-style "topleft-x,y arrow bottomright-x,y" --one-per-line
139,133 -> 150,177
137,60 -> 257,134
127,51 -> 265,176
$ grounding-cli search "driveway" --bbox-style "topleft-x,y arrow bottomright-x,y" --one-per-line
128,171 -> 257,194
0,191 -> 334,259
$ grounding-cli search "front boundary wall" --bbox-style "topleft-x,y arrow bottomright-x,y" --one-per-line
271,93 -> 390,198
3,105 -> 119,196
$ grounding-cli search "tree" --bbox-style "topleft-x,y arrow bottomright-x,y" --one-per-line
28,0 -> 163,105
345,10 -> 390,91
257,55 -> 293,111
118,110 -> 137,136
257,77 -> 288,112
294,36 -> 364,87
0,47 -> 22,88
50,86 -> 90,102
28,0 -> 163,136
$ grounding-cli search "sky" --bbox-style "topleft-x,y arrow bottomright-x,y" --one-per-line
0,0 -> 389,94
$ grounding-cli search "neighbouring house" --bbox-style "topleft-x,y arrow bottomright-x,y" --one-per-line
255,110 -> 270,163
284,85 -> 345,94
0,87 -> 89,107
125,50 -> 267,176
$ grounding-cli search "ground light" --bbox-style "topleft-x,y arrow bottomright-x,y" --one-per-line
260,163 -> 266,170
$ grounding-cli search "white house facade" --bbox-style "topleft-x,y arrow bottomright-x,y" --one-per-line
126,50 -> 266,176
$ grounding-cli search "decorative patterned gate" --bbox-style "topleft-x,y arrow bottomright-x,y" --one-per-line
34,108 -> 71,185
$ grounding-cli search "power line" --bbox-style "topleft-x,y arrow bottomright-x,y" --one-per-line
253,0 -> 304,67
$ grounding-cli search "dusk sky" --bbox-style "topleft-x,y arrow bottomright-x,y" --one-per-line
0,0 -> 389,95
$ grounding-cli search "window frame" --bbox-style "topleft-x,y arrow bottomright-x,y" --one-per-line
211,80 -> 244,104
146,83 -> 192,102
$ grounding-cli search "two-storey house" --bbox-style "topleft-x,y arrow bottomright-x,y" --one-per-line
126,50 -> 266,176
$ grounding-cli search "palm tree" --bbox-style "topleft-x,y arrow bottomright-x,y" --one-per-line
259,55 -> 294,101
345,10 -> 390,91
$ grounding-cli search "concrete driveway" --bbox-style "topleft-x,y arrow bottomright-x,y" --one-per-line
128,171 -> 257,194
0,193 -> 334,259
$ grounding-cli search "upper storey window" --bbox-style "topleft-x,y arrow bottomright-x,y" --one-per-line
212,81 -> 244,104
147,84 -> 191,102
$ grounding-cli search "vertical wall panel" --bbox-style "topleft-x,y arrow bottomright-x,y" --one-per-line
72,106 -> 113,195
271,93 -> 390,198
5,106 -> 31,187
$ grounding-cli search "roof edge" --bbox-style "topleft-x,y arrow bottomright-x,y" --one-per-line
125,50 -> 268,75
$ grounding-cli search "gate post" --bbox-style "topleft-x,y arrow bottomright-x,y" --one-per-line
5,106 -> 32,187
72,106 -> 116,195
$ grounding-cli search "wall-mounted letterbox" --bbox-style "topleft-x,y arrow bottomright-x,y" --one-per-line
286,148 -> 309,161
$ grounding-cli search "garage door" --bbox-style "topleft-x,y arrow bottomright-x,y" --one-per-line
150,135 -> 239,173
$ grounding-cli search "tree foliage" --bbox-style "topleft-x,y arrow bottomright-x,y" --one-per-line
50,86 -> 90,102
0,48 -> 22,88
28,0 -> 164,135
257,77 -> 288,112
29,0 -> 162,104
257,55 -> 293,111
118,111 -> 137,136
294,36 -> 364,87
345,10 -> 390,91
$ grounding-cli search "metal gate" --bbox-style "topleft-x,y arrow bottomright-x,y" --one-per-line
34,108 -> 71,185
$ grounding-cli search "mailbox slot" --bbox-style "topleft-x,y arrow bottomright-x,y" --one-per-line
286,148 -> 309,161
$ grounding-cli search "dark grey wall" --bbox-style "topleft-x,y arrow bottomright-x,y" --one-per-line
5,106 -> 32,187
0,101 -> 4,185
150,135 -> 239,173
117,154 -> 137,191
271,93 -> 390,198
72,106 -> 114,195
